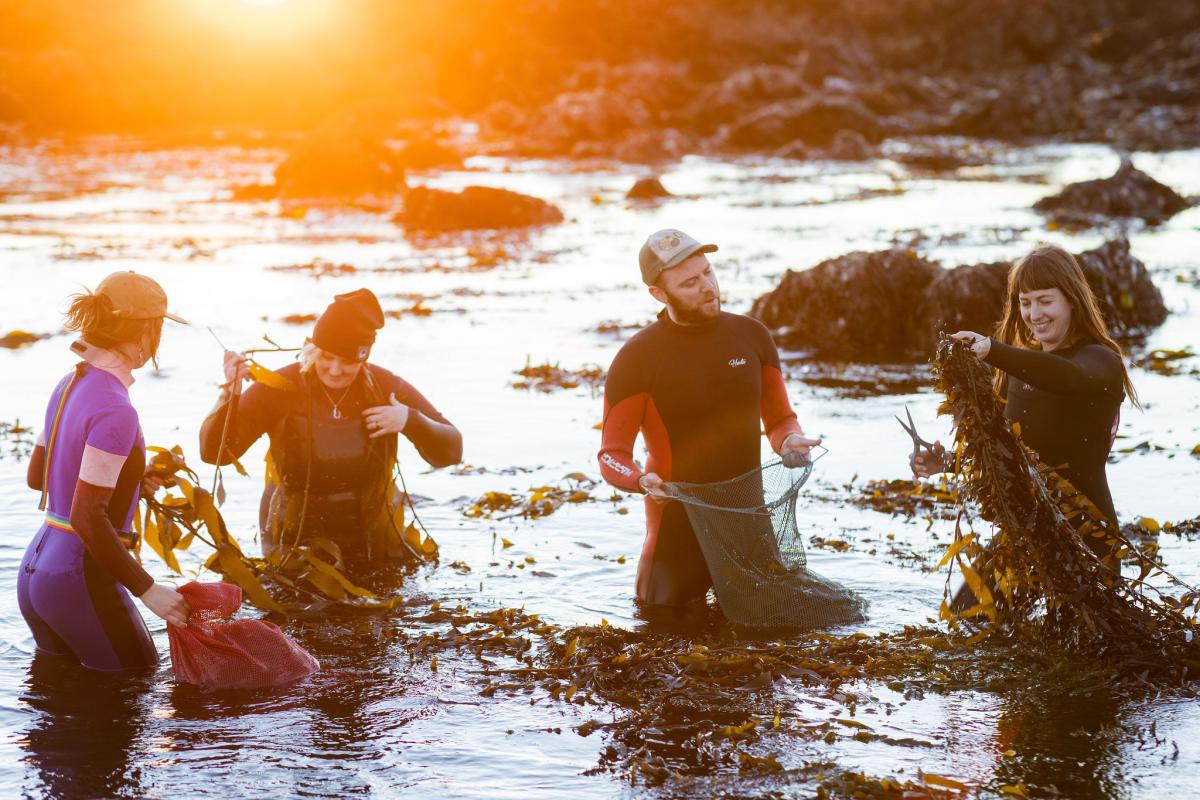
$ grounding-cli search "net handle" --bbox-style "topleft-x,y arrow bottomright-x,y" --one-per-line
665,446 -> 826,513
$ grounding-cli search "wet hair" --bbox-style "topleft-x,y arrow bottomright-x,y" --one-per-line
992,244 -> 1139,407
64,290 -> 163,360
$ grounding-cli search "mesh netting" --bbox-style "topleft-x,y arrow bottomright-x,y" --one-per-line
668,459 -> 866,631
168,582 -> 320,689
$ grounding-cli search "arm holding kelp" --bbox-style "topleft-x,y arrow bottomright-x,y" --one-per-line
931,337 -> 1200,678
198,357 -> 279,466
984,340 -> 1123,397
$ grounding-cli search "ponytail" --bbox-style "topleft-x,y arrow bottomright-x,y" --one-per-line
64,289 -> 162,358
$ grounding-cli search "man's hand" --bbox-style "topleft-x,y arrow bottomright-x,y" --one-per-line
780,433 -> 822,468
364,393 -> 410,439
638,472 -> 671,504
911,440 -> 953,478
949,331 -> 991,359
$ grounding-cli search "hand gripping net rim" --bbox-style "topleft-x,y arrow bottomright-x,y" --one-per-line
667,457 -> 866,631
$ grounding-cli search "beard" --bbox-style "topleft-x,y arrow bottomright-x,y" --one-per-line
664,290 -> 721,324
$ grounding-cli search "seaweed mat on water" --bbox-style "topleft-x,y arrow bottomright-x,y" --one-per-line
932,337 -> 1200,679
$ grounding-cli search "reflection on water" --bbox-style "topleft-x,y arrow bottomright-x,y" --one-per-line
18,654 -> 153,800
0,141 -> 1198,797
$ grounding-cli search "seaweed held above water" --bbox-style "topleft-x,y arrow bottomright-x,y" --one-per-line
931,337 -> 1200,681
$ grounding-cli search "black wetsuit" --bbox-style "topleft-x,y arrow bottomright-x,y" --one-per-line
200,363 -> 461,562
598,310 -> 804,605
986,339 -> 1124,526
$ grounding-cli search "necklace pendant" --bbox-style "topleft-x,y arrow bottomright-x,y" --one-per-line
332,408 -> 342,420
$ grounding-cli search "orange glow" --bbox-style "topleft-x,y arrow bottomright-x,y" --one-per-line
171,0 -> 340,44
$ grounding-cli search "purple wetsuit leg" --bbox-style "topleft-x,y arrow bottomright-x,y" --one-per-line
18,528 -> 156,672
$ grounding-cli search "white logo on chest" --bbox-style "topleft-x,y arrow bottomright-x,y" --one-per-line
728,357 -> 747,368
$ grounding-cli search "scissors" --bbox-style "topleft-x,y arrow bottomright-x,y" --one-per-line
895,405 -> 937,464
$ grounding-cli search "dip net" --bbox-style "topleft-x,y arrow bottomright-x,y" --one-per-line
668,458 -> 866,631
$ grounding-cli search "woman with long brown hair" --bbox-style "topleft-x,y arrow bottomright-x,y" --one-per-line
915,244 -> 1137,552
20,272 -> 190,672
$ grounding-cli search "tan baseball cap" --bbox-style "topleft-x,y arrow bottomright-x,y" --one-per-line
95,271 -> 188,324
638,228 -> 718,285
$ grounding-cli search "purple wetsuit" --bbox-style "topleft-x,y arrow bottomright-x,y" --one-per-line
18,346 -> 157,672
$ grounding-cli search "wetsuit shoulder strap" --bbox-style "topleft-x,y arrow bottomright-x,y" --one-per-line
39,363 -> 88,511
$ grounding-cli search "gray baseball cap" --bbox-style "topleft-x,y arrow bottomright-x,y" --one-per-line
638,228 -> 718,285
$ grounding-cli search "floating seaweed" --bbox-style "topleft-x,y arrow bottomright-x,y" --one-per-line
931,336 -> 1200,680
463,473 -> 598,520
0,418 -> 35,460
0,329 -> 48,349
510,358 -> 605,393
1131,347 -> 1198,377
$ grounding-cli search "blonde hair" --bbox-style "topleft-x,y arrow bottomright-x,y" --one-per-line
298,341 -> 320,374
992,245 -> 1139,407
64,290 -> 162,358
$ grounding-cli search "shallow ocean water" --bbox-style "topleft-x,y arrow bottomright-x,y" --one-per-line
0,139 -> 1198,798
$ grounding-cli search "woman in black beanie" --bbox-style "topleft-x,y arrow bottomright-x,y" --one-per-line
199,289 -> 462,568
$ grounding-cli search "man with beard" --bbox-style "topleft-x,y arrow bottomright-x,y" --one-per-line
598,229 -> 820,608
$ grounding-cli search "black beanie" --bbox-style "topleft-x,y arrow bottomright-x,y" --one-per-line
311,289 -> 385,362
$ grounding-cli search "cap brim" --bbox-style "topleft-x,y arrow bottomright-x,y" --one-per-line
662,242 -> 719,271
163,311 -> 189,324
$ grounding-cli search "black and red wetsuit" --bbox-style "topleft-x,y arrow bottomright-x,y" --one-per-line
598,310 -> 804,605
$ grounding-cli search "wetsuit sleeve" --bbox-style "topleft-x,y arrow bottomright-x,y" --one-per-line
756,326 -> 804,452
71,408 -> 154,595
985,341 -> 1124,397
598,345 -> 648,493
199,381 -> 276,465
382,372 -> 463,468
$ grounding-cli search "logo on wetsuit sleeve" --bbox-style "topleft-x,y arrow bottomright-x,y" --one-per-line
728,357 -> 747,367
600,453 -> 635,477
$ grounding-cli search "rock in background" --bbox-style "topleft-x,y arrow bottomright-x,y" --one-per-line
398,186 -> 564,231
752,239 -> 1166,361
1034,159 -> 1193,228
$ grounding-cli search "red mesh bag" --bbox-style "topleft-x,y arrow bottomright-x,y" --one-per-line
168,582 -> 319,689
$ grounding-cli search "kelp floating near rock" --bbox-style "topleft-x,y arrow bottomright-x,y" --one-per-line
753,239 -> 1166,361
931,337 -> 1200,680
1033,159 -> 1193,228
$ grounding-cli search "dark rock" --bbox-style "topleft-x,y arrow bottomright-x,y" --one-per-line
687,64 -> 809,131
533,89 -> 650,145
398,186 -> 564,231
626,177 -> 672,200
753,239 -> 1166,362
751,249 -> 942,361
720,96 -> 885,150
396,136 -> 463,170
274,129 -> 405,198
1074,238 -> 1168,336
918,261 -> 1013,348
1033,159 -> 1192,227
230,182 -> 280,201
828,129 -> 872,161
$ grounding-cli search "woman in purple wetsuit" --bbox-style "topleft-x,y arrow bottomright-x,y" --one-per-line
20,272 -> 190,672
